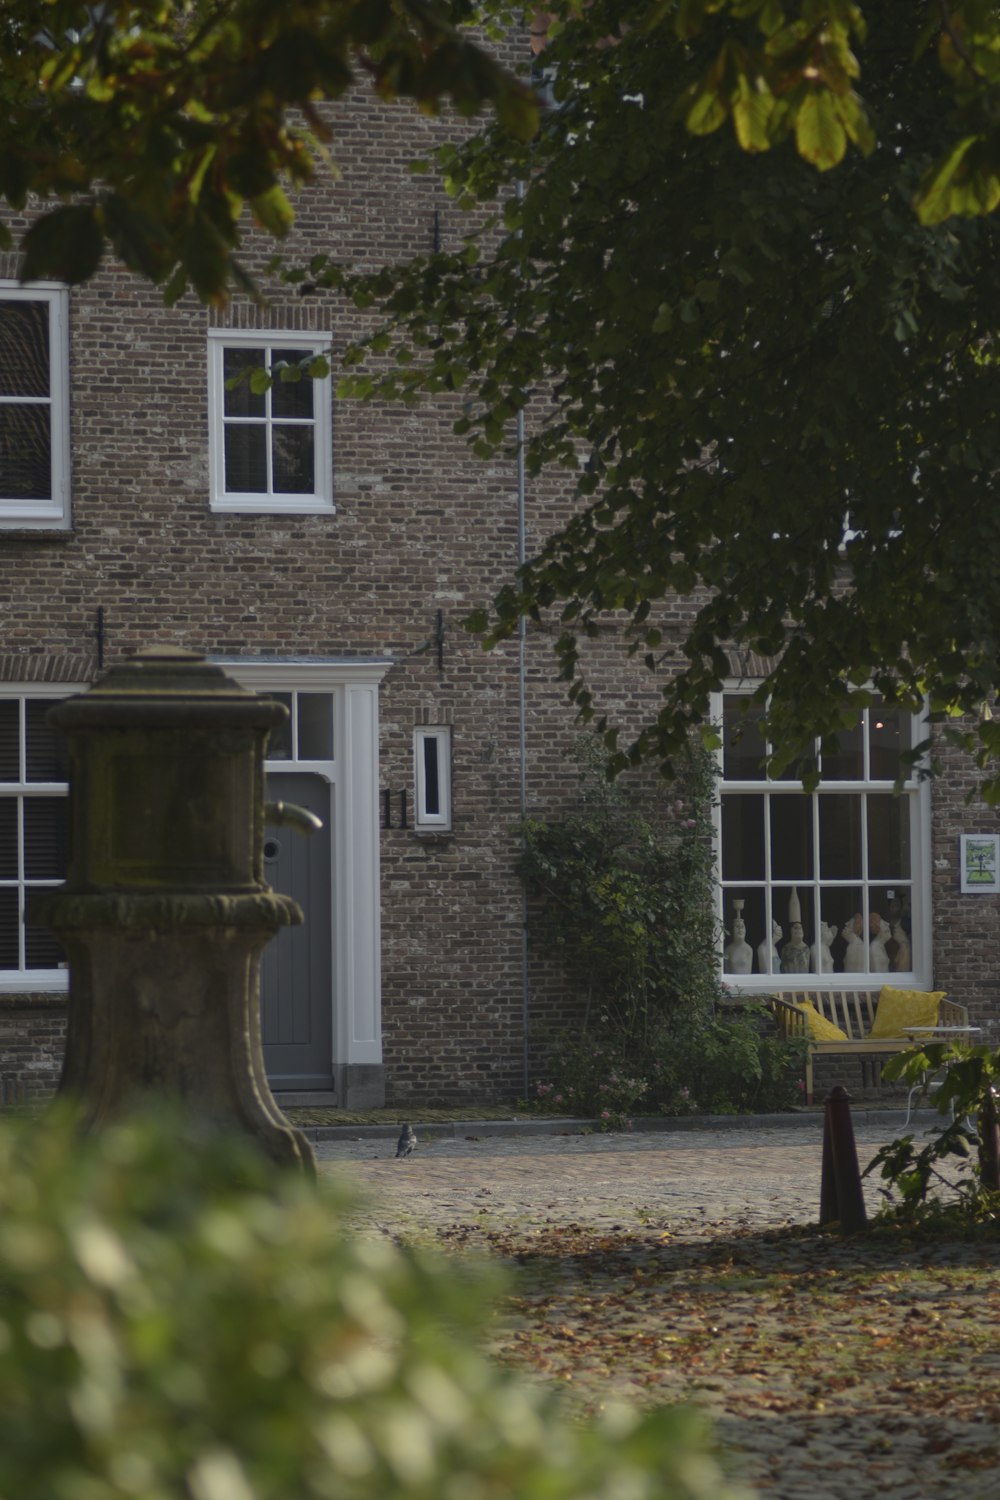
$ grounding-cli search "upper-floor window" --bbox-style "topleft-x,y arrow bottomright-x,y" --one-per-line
0,284 -> 70,529
207,331 -> 333,514
0,688 -> 69,991
716,690 -> 929,988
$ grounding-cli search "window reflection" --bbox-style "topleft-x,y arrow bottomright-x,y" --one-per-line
720,691 -> 919,978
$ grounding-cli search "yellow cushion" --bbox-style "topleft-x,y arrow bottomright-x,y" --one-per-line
869,986 -> 946,1040
797,999 -> 848,1042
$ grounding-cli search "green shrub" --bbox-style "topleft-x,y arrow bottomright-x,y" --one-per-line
530,1033 -> 650,1129
0,1109 -> 752,1499
523,738 -> 803,1121
652,1009 -> 805,1117
866,1041 -> 1000,1226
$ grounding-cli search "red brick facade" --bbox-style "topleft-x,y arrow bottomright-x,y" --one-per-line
2,56 -> 999,1108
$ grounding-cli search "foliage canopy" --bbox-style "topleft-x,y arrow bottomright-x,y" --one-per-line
11,2 -> 1000,789
326,0 -> 1000,793
0,0 -> 536,301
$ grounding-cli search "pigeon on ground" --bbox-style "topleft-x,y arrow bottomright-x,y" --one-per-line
395,1122 -> 417,1158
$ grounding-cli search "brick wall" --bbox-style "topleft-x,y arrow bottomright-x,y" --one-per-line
2,50 -> 998,1108
930,730 -> 1000,1034
0,60 -> 667,1106
0,1000 -> 66,1106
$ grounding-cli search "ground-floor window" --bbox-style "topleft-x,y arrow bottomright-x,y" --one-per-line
0,687 -> 71,989
715,690 -> 929,988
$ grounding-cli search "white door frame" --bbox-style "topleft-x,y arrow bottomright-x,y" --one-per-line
216,657 -> 392,1104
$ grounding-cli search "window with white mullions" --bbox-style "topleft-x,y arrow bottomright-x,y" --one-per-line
0,692 -> 69,986
0,283 -> 70,528
208,331 -> 333,513
262,690 -> 335,764
716,691 -> 927,987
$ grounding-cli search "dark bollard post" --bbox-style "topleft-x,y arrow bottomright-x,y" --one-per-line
29,646 -> 315,1174
978,1086 -> 1000,1193
819,1085 -> 868,1233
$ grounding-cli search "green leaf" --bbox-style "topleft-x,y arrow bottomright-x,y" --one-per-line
794,89 -> 847,170
914,135 -> 1000,225
251,186 -> 295,238
20,205 -> 104,284
686,85 -> 728,136
732,79 -> 774,152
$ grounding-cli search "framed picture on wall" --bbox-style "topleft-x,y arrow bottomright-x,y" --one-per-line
960,834 -> 1000,894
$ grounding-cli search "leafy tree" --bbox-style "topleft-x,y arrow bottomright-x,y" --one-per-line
325,0 -> 1000,794
0,0 -> 536,301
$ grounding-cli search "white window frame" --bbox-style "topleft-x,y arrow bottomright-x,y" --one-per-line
713,686 -> 932,993
0,684 -> 71,993
0,282 -> 70,529
413,725 -> 452,831
207,330 -> 333,514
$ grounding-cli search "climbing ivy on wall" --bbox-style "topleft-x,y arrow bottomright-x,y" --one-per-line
520,739 -> 803,1122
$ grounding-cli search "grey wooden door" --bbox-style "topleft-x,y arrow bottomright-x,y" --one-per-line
261,772 -> 333,1091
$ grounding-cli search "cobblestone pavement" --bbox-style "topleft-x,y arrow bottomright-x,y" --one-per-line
313,1118 -> 922,1236
314,1118 -> 996,1500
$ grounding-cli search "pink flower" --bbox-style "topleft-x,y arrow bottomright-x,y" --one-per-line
600,1110 -> 611,1120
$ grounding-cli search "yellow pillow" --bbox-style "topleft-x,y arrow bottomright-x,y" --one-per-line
869,986 -> 946,1040
797,999 -> 848,1042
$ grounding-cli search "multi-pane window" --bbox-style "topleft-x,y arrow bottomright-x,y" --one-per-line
0,692 -> 68,987
717,692 -> 926,986
0,284 -> 70,528
207,332 -> 333,513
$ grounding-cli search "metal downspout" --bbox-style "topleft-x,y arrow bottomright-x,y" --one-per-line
514,172 -> 531,1100
517,402 -> 530,1098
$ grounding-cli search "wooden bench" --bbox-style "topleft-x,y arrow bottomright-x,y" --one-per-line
767,990 -> 970,1104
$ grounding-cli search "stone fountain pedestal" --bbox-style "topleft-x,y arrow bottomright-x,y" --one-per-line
30,647 -> 315,1173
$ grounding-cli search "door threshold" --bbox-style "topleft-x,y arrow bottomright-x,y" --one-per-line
273,1091 -> 338,1107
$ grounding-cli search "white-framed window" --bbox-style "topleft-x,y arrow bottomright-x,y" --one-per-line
261,687 -> 335,765
414,725 -> 452,831
207,330 -> 333,513
715,689 -> 930,989
0,686 -> 70,991
0,283 -> 70,528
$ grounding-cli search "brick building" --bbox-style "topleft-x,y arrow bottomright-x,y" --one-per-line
2,50 -> 1000,1110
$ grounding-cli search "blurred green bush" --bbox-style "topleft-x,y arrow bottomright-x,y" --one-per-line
0,1109 -> 752,1499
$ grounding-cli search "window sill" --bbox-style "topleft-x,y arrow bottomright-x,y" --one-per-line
724,978 -> 926,995
210,501 -> 335,517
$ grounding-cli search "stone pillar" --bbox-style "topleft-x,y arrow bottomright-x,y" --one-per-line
30,647 -> 314,1173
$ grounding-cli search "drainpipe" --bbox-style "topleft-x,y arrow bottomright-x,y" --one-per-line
517,402 -> 530,1098
515,176 -> 531,1100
